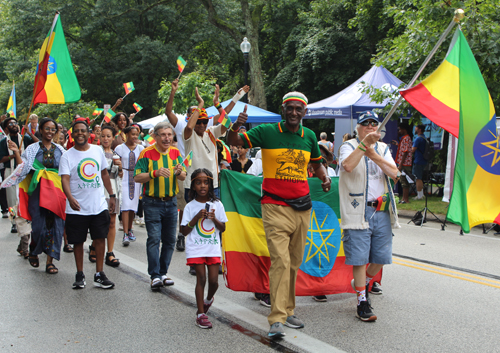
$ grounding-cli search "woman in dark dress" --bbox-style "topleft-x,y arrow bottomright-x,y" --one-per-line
15,118 -> 66,273
230,145 -> 253,173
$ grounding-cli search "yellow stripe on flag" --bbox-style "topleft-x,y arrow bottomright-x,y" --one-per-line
421,60 -> 460,112
223,212 -> 269,256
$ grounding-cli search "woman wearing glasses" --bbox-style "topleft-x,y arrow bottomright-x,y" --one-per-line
13,118 -> 66,274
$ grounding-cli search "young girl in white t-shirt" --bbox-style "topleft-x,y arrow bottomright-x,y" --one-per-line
181,168 -> 227,329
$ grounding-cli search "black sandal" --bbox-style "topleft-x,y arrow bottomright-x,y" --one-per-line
29,255 -> 39,268
105,252 -> 120,267
88,244 -> 97,263
45,263 -> 58,274
63,244 -> 74,253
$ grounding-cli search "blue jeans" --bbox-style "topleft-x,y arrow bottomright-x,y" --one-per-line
143,196 -> 178,280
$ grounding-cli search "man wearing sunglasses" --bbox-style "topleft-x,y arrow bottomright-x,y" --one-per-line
338,110 -> 400,322
0,117 -> 37,243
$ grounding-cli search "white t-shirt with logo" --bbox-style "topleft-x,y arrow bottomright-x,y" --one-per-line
59,145 -> 109,216
181,199 -> 228,259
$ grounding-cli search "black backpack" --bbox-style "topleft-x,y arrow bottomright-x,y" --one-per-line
422,138 -> 434,161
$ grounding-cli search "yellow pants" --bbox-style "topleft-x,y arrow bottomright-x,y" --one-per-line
262,203 -> 311,325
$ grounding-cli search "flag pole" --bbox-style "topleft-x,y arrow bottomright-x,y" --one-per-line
27,11 -> 60,124
377,9 -> 465,132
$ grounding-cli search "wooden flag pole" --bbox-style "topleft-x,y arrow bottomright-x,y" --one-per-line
377,9 -> 465,132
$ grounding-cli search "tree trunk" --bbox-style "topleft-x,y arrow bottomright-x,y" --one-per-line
200,0 -> 267,109
240,0 -> 267,109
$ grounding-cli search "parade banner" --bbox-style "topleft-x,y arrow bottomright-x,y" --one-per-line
442,29 -> 500,232
221,170 -> 380,296
33,13 -> 81,105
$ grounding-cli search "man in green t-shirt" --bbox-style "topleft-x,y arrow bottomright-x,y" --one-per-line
227,92 -> 331,339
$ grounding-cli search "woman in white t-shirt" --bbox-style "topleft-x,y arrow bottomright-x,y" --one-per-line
114,125 -> 144,246
180,168 -> 228,329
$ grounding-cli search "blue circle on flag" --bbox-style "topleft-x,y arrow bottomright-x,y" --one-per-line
473,117 -> 500,175
299,201 -> 341,278
47,56 -> 57,75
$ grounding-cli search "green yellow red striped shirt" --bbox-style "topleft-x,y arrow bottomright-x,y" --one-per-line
134,145 -> 185,198
240,120 -> 321,205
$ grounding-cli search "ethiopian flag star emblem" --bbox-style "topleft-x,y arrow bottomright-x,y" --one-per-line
33,13 -> 81,105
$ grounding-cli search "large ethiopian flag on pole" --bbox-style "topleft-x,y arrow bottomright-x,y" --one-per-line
33,13 -> 81,105
220,170 -> 380,296
443,29 -> 500,232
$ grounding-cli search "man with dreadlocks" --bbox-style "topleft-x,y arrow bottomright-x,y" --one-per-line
227,92 -> 331,339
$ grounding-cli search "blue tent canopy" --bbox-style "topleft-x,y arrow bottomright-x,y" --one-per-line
304,65 -> 403,120
205,100 -> 281,124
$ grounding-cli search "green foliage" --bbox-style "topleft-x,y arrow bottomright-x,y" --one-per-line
157,71 -> 231,115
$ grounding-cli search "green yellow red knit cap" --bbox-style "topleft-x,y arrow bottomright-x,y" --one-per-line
282,92 -> 308,106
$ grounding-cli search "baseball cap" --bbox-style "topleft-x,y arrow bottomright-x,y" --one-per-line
357,110 -> 379,124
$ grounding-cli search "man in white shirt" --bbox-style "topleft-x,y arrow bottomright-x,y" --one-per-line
60,120 -> 117,290
164,79 -> 248,253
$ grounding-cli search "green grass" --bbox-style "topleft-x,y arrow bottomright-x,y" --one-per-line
395,195 -> 449,215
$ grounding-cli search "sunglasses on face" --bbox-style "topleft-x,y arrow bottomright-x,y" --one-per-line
196,120 -> 208,125
8,122 -> 18,126
360,120 -> 379,127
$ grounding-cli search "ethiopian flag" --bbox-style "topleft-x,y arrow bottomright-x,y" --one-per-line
33,13 -> 81,105
93,108 -> 103,116
177,56 -> 186,72
144,134 -> 154,144
123,82 -> 135,95
133,102 -> 143,113
104,109 -> 116,123
436,29 -> 500,232
6,82 -> 16,118
221,170 -> 380,296
217,109 -> 231,129
18,159 -> 67,221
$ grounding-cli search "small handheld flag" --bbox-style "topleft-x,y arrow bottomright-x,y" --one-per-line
217,109 -> 231,128
93,108 -> 103,116
67,127 -> 74,143
104,109 -> 116,123
177,56 -> 186,73
144,134 -> 154,144
6,82 -> 16,118
133,103 -> 143,113
375,193 -> 390,212
123,82 -> 135,97
182,151 -> 193,168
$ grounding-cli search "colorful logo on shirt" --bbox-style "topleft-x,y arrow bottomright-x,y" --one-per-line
196,218 -> 215,238
78,158 -> 100,183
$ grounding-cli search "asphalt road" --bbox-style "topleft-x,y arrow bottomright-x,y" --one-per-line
1,214 -> 499,353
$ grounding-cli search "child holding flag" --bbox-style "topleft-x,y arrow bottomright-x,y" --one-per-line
180,168 -> 227,329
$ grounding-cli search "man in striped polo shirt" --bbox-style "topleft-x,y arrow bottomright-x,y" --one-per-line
134,121 -> 186,291
227,92 -> 331,339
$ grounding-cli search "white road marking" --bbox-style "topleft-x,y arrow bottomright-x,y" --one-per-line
114,250 -> 346,353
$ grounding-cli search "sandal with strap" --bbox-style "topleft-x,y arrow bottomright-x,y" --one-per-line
105,252 -> 120,267
17,249 -> 29,259
45,263 -> 58,274
88,244 -> 97,263
29,255 -> 39,268
63,244 -> 74,253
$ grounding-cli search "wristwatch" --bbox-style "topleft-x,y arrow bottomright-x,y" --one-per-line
109,194 -> 116,198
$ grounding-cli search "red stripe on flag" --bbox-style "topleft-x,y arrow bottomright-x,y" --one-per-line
18,187 -> 31,221
401,84 -> 459,138
224,251 -> 270,294
39,177 -> 67,220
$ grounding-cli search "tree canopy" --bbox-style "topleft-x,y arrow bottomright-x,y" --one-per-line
0,0 -> 498,127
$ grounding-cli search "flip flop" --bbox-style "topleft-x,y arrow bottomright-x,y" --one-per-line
45,263 -> 58,274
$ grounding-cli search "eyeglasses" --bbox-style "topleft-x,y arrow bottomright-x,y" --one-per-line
73,129 -> 88,133
360,120 -> 379,127
44,128 -> 57,133
196,120 -> 208,125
